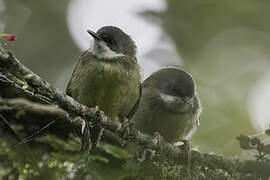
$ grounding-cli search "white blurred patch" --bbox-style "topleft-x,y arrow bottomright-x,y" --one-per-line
66,0 -> 181,81
248,71 -> 270,131
1,1 -> 31,33
0,0 -> 6,32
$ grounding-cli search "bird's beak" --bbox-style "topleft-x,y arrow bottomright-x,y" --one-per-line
87,30 -> 102,41
182,97 -> 194,108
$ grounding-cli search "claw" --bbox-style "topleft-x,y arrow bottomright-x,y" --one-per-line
71,117 -> 86,134
98,110 -> 107,122
81,122 -> 92,153
81,120 -> 86,134
71,116 -> 82,123
92,105 -> 99,113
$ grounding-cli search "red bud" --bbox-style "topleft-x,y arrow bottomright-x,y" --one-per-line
7,34 -> 16,41
0,33 -> 16,41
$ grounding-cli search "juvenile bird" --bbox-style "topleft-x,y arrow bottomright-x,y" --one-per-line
66,26 -> 141,151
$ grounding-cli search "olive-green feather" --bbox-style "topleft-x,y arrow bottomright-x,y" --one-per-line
66,51 -> 141,118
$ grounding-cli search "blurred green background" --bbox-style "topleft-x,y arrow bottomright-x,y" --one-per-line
2,0 -> 270,156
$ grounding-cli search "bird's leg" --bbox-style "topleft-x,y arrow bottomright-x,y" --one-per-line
134,132 -> 164,163
184,140 -> 191,163
81,120 -> 92,155
88,106 -> 104,153
71,106 -> 101,155
118,115 -> 132,140
71,116 -> 92,155
135,146 -> 157,162
146,149 -> 156,161
175,140 -> 191,179
71,116 -> 84,134
153,131 -> 165,152
146,132 -> 165,161
185,140 -> 191,179
135,146 -> 147,162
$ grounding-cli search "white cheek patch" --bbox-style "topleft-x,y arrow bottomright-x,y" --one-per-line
159,92 -> 177,103
89,41 -> 124,59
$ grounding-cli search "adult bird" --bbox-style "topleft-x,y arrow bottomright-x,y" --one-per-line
133,67 -> 201,161
66,26 -> 141,152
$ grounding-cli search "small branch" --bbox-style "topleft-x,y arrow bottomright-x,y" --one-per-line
0,97 -> 125,145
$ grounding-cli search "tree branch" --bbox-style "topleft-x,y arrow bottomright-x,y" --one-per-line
0,97 -> 126,145
0,48 -> 182,157
0,47 -> 255,175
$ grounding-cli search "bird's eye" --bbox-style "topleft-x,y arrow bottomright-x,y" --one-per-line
170,85 -> 176,93
108,39 -> 115,45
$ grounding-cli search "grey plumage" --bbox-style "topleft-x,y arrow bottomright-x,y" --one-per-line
133,67 -> 201,143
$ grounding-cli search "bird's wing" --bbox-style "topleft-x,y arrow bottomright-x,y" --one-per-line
66,50 -> 89,96
66,78 -> 73,96
195,95 -> 201,127
126,83 -> 142,119
65,50 -> 104,152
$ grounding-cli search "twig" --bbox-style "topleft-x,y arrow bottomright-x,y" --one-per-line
0,112 -> 40,172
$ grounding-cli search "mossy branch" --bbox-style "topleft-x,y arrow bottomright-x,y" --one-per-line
1,47 -> 269,178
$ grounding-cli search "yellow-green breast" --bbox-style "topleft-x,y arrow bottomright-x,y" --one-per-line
67,51 -> 141,118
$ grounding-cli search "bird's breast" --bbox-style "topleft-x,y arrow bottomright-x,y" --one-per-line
134,89 -> 198,142
70,59 -> 140,118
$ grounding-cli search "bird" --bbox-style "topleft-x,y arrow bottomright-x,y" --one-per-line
66,26 -> 141,151
133,67 -> 201,147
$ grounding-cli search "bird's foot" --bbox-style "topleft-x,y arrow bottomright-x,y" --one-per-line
181,140 -> 191,164
71,117 -> 93,154
136,146 -> 147,162
146,149 -> 156,161
135,146 -> 156,162
174,140 -> 191,164
91,105 -> 99,113
81,119 -> 92,154
153,131 -> 165,152
135,132 -> 164,163
119,116 -> 132,139
71,116 -> 87,135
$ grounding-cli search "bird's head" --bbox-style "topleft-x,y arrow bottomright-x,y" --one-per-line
87,26 -> 137,58
144,67 -> 196,113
